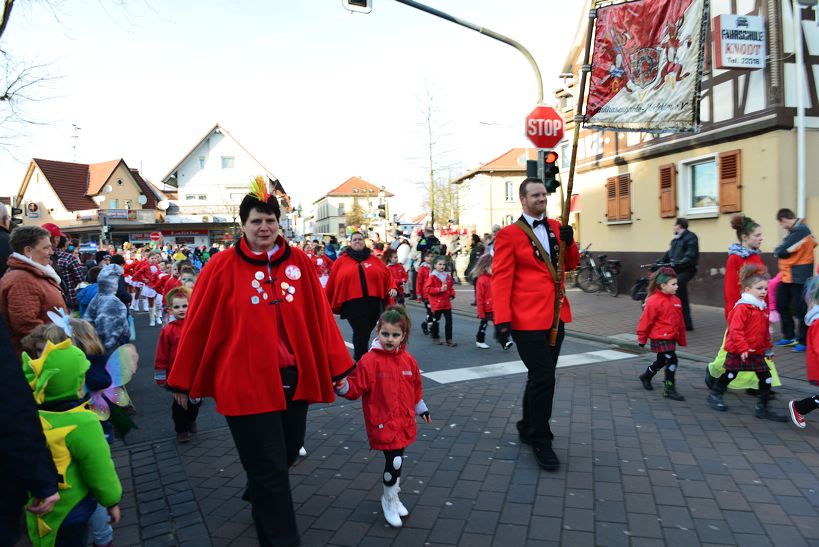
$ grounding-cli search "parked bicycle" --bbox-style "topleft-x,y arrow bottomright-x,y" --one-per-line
575,244 -> 620,296
629,262 -> 673,307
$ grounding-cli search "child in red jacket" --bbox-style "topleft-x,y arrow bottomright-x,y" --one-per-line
789,276 -> 819,428
415,251 -> 434,335
473,254 -> 494,349
153,286 -> 202,442
384,248 -> 408,305
636,267 -> 687,400
424,256 -> 457,346
708,265 -> 786,421
335,306 -> 431,528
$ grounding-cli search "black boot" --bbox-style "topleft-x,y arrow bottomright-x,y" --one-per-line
707,383 -> 727,411
663,380 -> 685,401
754,392 -> 788,422
704,367 -> 715,390
421,322 -> 429,335
639,368 -> 656,390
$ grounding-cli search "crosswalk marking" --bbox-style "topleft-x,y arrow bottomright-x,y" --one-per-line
421,349 -> 635,384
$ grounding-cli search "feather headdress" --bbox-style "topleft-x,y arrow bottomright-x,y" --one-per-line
248,175 -> 270,202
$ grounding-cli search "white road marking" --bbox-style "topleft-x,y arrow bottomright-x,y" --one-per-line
421,349 -> 634,384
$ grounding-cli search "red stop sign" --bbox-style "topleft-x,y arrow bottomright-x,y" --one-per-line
525,105 -> 564,149
150,232 -> 162,242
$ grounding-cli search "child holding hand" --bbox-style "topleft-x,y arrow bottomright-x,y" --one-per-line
335,307 -> 430,528
636,267 -> 687,401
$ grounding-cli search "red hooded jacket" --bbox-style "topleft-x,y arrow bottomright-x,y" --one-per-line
475,273 -> 493,319
155,318 -> 185,384
636,291 -> 687,346
424,272 -> 455,312
416,263 -> 431,301
342,346 -> 423,450
325,252 -> 392,315
724,297 -> 771,356
387,263 -> 408,291
807,311 -> 819,384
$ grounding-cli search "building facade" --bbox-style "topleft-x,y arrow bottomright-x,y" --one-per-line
312,176 -> 394,239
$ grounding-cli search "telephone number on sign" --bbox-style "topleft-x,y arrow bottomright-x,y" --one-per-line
727,57 -> 762,66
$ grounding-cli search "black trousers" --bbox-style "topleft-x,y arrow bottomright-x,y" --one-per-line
431,309 -> 453,340
225,369 -> 308,547
172,397 -> 201,433
512,323 -> 565,444
777,281 -> 808,343
476,312 -> 494,343
676,270 -> 695,329
348,315 -> 379,362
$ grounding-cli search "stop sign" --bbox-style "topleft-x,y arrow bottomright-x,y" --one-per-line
150,232 -> 162,242
525,105 -> 564,149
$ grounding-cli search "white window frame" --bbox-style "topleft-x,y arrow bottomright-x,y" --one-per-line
221,156 -> 235,169
504,181 -> 515,202
199,156 -> 206,169
678,153 -> 719,219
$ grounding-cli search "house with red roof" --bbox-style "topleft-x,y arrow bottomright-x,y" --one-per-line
311,176 -> 394,238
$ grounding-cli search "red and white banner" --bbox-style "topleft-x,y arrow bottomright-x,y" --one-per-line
585,0 -> 709,133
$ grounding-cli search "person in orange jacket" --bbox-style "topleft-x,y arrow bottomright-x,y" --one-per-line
636,267 -> 687,400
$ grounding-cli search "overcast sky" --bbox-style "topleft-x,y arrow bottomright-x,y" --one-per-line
0,0 -> 586,213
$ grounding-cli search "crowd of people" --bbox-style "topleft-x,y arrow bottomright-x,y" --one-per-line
0,184 -> 817,547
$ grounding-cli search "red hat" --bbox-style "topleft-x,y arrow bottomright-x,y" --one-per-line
41,223 -> 67,238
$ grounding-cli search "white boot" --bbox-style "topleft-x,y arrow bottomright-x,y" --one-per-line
149,305 -> 156,327
142,298 -> 149,312
395,478 -> 408,517
155,307 -> 163,325
381,484 -> 402,528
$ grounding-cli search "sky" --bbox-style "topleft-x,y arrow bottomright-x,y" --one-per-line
0,0 -> 586,214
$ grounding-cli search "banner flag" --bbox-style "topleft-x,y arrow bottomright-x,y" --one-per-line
585,0 -> 709,133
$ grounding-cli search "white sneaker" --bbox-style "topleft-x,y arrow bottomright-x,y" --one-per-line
476,342 -> 490,349
395,478 -> 408,517
381,485 -> 402,527
299,446 -> 307,457
149,316 -> 155,327
155,312 -> 163,324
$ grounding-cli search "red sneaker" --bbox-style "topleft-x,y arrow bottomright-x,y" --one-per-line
789,400 -> 807,429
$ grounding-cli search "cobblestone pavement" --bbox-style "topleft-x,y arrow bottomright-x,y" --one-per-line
112,346 -> 819,546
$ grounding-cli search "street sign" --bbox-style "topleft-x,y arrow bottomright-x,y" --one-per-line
150,232 -> 162,242
525,105 -> 564,149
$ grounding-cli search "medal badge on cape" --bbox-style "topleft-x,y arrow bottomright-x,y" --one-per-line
285,265 -> 301,280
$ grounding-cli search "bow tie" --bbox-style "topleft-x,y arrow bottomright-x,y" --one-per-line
532,219 -> 547,229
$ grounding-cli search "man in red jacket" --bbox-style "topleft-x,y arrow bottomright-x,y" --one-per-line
492,178 -> 579,471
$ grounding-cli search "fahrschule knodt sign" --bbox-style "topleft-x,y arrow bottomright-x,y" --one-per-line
713,14 -> 766,70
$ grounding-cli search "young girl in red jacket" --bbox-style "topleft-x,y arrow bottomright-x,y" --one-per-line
707,265 -> 787,421
415,251 -> 434,335
472,254 -> 493,349
789,276 -> 819,428
636,267 -> 687,400
335,306 -> 431,528
383,248 -> 408,305
153,286 -> 201,443
425,256 -> 457,346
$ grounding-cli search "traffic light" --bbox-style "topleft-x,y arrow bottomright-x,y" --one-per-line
377,204 -> 387,219
539,150 -> 561,193
10,206 -> 22,226
343,0 -> 372,13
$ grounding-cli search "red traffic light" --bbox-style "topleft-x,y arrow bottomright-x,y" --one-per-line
545,151 -> 558,164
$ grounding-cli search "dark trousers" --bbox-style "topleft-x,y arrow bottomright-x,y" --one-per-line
512,323 -> 565,444
225,371 -> 308,547
476,313 -> 494,343
348,315 -> 379,362
777,281 -> 808,343
172,397 -> 201,433
676,270 -> 695,329
431,309 -> 453,340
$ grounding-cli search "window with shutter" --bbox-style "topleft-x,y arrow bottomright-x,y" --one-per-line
606,174 -> 632,222
718,150 -> 742,213
659,164 -> 677,218
606,176 -> 618,220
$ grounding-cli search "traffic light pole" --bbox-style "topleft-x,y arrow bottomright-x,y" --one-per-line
393,0 -> 544,104
549,8 -> 597,347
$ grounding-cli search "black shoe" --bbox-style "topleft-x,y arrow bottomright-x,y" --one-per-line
746,388 -> 778,399
707,392 -> 727,411
639,370 -> 654,390
421,322 -> 429,336
516,422 -> 531,445
663,381 -> 685,401
533,442 -> 559,471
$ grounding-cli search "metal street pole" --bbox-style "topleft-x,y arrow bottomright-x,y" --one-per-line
793,0 -> 809,218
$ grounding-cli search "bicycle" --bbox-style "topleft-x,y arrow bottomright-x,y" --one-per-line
629,262 -> 673,308
575,244 -> 620,296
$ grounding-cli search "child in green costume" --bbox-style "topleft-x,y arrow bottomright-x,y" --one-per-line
22,338 -> 122,547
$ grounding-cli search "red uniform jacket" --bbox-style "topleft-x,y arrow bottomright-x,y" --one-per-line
416,263 -> 431,301
325,252 -> 393,315
424,272 -> 455,312
807,315 -> 819,384
312,255 -> 333,278
167,236 -> 354,416
724,298 -> 772,356
162,276 -> 182,298
475,273 -> 493,319
491,218 -> 580,330
723,253 -> 765,319
133,262 -> 159,289
343,346 -> 423,450
387,263 -> 408,291
636,291 -> 687,346
155,318 -> 185,384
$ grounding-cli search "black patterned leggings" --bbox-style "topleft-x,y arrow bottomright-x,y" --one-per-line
647,350 -> 678,381
382,448 -> 405,486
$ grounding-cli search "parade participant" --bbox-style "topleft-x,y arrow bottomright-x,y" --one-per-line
659,218 -> 699,331
774,208 -> 816,352
334,306 -> 430,528
325,231 -> 397,361
415,251 -> 434,335
383,248 -> 408,305
167,179 -> 353,546
636,267 -> 687,400
788,276 -> 819,428
473,254 -> 494,349
132,252 -> 163,326
22,338 -> 122,547
465,234 -> 485,306
425,256 -> 457,346
707,265 -> 787,421
312,244 -> 333,288
0,226 -> 67,355
492,177 -> 579,471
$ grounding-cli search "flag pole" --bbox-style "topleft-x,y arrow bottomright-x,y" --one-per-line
549,6 -> 598,346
